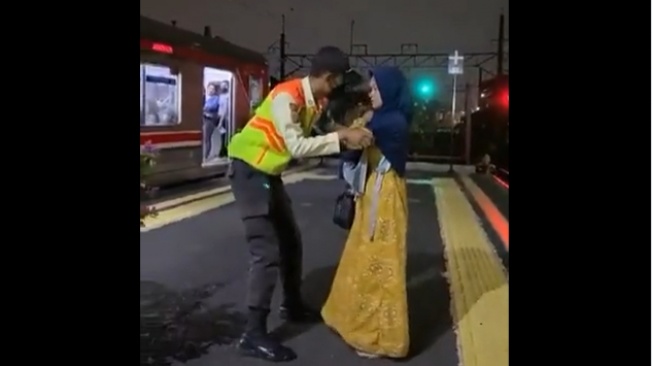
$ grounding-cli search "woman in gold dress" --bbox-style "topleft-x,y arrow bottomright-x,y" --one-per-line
322,66 -> 412,359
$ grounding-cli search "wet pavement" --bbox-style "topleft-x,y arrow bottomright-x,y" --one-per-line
140,167 -> 508,366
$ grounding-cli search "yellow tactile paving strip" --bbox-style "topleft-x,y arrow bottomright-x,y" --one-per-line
432,178 -> 508,366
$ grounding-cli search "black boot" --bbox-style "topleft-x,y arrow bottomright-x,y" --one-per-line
237,307 -> 297,362
236,332 -> 297,362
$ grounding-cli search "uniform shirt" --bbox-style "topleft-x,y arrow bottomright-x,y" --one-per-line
203,95 -> 220,120
217,93 -> 230,121
270,77 -> 340,158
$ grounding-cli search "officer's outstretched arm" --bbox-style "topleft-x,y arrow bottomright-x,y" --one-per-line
271,93 -> 342,158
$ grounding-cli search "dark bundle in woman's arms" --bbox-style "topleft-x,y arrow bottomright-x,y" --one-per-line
314,70 -> 370,134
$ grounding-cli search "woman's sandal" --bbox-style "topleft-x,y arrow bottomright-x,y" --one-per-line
355,350 -> 380,359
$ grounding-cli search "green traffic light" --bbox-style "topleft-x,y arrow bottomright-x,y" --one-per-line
414,78 -> 436,99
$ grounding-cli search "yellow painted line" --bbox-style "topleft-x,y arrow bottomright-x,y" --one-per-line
153,185 -> 231,211
141,172 -> 323,232
297,173 -> 338,180
406,178 -> 433,185
141,192 -> 235,232
432,178 -> 508,366
290,175 -> 436,184
151,162 -> 322,211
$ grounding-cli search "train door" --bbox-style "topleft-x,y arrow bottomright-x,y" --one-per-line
202,67 -> 235,167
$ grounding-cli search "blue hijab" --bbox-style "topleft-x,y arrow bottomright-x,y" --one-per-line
341,66 -> 412,176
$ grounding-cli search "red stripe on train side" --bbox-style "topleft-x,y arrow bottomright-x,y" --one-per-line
140,131 -> 201,145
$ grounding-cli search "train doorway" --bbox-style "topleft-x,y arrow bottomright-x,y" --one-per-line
202,67 -> 235,167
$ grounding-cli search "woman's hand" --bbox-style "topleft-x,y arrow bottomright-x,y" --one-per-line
342,126 -> 373,149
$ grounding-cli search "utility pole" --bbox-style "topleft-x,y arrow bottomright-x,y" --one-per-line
349,20 -> 355,54
279,14 -> 287,81
477,68 -> 484,101
464,83 -> 472,164
497,13 -> 505,76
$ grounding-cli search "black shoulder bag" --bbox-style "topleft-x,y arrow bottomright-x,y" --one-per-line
333,188 -> 356,230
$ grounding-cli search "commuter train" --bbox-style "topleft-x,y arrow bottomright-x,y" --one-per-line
140,16 -> 268,186
470,75 -> 509,180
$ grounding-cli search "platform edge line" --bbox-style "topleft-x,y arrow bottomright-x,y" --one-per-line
458,175 -> 509,249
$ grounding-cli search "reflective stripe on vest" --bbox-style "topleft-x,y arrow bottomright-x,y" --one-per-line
228,79 -> 305,175
249,118 -> 286,154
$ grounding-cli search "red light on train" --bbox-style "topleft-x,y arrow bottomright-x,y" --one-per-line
500,90 -> 509,107
151,43 -> 173,54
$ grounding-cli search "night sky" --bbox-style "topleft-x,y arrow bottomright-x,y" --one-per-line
141,0 -> 509,107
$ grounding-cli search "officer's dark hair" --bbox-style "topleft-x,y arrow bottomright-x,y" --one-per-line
309,46 -> 350,77
313,69 -> 370,133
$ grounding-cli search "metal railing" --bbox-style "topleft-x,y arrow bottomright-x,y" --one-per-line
408,130 -> 466,163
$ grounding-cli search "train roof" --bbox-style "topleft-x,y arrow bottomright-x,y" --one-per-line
480,75 -> 509,88
140,15 -> 266,65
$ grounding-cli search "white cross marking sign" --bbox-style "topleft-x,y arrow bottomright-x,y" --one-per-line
448,50 -> 464,75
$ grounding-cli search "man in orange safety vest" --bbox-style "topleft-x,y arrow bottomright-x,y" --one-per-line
227,46 -> 372,362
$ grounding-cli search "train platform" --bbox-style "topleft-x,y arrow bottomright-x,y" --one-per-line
140,162 -> 509,366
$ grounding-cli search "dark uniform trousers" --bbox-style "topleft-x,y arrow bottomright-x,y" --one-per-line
228,159 -> 303,331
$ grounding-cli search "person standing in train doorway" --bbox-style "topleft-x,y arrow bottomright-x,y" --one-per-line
227,46 -> 374,362
202,82 -> 221,162
216,80 -> 231,158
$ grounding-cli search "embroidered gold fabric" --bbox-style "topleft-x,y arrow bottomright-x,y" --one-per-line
322,147 -> 409,358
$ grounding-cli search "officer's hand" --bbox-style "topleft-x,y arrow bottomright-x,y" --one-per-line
338,128 -> 373,149
351,128 -> 374,148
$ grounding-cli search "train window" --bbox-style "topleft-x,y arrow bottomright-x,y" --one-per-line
140,63 -> 181,126
249,76 -> 263,109
140,65 -> 143,125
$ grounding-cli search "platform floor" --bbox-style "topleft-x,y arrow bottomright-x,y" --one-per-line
140,167 -> 508,366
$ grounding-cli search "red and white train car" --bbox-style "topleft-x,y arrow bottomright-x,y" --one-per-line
140,16 -> 268,185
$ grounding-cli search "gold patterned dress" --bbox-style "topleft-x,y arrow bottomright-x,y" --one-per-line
321,146 -> 409,358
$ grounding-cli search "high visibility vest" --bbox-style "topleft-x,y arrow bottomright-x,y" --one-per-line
228,79 -> 320,175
